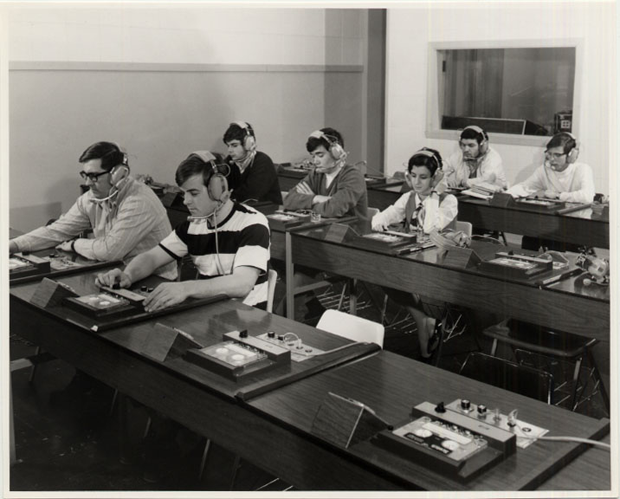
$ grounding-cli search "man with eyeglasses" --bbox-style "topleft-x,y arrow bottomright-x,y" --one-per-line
9,141 -> 176,279
507,132 -> 595,203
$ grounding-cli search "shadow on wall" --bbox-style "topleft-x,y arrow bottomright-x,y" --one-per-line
512,150 -> 546,185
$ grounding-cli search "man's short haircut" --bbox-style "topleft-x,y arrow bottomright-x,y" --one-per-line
175,152 -> 226,188
460,126 -> 488,145
223,122 -> 255,145
547,132 -> 577,154
79,142 -> 126,172
306,127 -> 344,153
408,147 -> 443,176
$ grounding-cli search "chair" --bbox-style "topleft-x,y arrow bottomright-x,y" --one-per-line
459,352 -> 554,404
316,309 -> 384,348
483,319 -> 609,414
455,220 -> 473,237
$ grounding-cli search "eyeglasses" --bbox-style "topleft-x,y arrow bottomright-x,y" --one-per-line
79,170 -> 109,182
544,151 -> 568,160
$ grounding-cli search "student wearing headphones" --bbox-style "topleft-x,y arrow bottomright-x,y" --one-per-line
9,141 -> 176,279
444,125 -> 507,190
223,121 -> 283,204
507,132 -> 595,203
284,127 -> 369,230
96,151 -> 271,310
372,148 -> 458,361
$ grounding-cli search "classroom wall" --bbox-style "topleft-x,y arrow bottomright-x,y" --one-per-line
7,6 -> 366,231
385,2 -> 615,194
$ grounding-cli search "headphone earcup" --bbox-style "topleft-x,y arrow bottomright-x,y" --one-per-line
110,166 -> 128,186
330,143 -> 345,160
208,174 -> 228,202
567,147 -> 579,163
244,134 -> 256,152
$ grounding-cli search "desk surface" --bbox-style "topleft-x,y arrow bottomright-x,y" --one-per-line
287,226 -> 609,339
249,349 -> 610,491
10,269 -> 378,401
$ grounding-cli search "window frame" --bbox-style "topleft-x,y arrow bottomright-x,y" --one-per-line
425,39 -> 583,147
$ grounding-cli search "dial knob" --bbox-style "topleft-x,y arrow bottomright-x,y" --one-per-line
461,399 -> 471,411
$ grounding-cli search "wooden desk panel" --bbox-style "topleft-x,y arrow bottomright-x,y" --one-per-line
459,198 -> 609,249
289,233 -> 609,340
249,350 -> 611,491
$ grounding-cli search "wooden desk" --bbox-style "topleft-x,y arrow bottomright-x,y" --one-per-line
9,270 -> 384,489
458,197 -> 609,249
364,187 -> 610,249
248,350 -> 611,491
10,268 -> 611,492
285,227 -> 610,340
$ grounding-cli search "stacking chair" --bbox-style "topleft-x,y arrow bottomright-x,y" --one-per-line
316,309 -> 385,347
459,351 -> 554,404
483,319 -> 609,414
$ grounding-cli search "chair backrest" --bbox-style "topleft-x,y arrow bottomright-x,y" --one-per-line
455,221 -> 473,237
459,352 -> 554,404
266,269 -> 278,313
367,207 -> 380,219
316,309 -> 384,348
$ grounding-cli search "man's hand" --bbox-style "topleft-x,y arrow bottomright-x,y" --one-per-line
143,282 -> 190,312
295,181 -> 315,195
55,240 -> 75,253
312,195 -> 331,205
95,268 -> 132,289
9,241 -> 18,255
543,189 -> 560,199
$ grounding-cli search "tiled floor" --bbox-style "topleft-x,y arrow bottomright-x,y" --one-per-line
10,281 -> 609,492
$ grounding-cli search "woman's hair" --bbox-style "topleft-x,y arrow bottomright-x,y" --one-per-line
407,147 -> 443,175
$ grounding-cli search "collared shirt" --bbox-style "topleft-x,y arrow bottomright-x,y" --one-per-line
371,191 -> 458,234
12,176 -> 177,279
444,147 -> 507,190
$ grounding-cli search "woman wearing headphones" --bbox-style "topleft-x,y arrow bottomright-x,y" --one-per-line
372,148 -> 458,361
444,125 -> 507,190
508,132 -> 595,204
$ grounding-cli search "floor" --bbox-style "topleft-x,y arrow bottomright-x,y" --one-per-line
9,279 -> 609,492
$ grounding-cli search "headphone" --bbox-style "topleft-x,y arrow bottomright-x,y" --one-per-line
89,145 -> 130,203
461,125 -> 489,155
309,130 -> 347,161
562,132 -> 580,163
409,148 -> 443,173
232,121 -> 256,152
188,151 -> 230,203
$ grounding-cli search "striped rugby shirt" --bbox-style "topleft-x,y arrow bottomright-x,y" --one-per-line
159,203 -> 270,306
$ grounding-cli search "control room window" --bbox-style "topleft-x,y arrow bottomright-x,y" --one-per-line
427,43 -> 579,144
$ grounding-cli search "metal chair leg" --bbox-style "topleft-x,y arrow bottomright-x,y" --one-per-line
198,438 -> 211,483
569,357 -> 583,410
